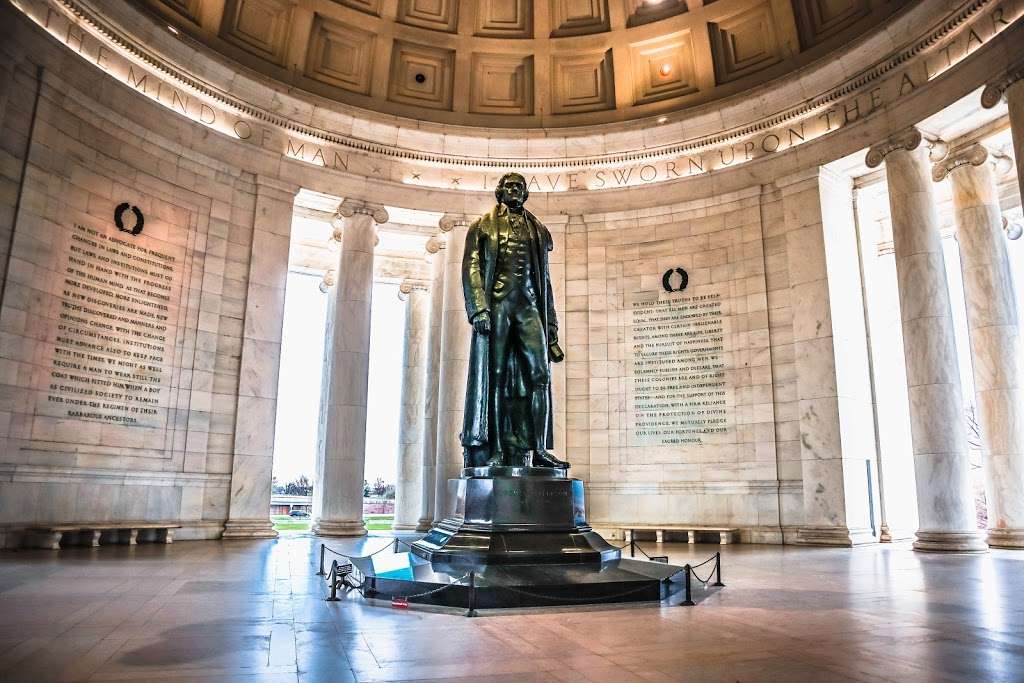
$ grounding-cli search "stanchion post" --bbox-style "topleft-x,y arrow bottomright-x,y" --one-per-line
393,538 -> 399,553
713,551 -> 724,587
466,572 -> 478,618
630,537 -> 635,558
317,543 -> 326,576
326,560 -> 341,602
681,564 -> 695,606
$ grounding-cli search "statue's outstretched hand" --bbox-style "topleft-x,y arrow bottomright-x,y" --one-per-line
473,311 -> 491,335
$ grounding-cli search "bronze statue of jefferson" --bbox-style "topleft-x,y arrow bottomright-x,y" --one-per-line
460,173 -> 569,470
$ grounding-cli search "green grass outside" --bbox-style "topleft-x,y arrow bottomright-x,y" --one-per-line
270,514 -> 395,532
365,514 -> 394,531
271,515 -> 310,531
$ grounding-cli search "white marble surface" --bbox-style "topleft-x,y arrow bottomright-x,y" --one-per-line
225,177 -> 297,539
433,218 -> 471,523
313,201 -> 386,537
1007,80 -> 1024,211
417,236 -> 446,531
947,154 -> 1024,548
884,143 -> 984,552
780,169 -> 877,547
392,286 -> 429,530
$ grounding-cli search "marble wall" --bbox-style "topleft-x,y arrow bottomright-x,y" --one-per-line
0,23 -> 283,542
564,189 -> 792,542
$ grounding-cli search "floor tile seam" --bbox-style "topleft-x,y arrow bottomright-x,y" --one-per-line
52,636 -> 132,683
0,636 -> 60,669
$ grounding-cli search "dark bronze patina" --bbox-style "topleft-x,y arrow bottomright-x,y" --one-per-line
412,172 -> 621,568
460,172 -> 569,470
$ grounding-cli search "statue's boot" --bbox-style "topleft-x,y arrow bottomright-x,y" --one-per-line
528,386 -> 568,468
534,450 -> 570,469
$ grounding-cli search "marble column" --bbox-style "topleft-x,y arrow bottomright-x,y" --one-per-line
392,279 -> 430,530
416,232 -> 447,531
981,68 -> 1024,205
935,145 -> 1024,549
866,128 -> 986,552
433,214 -> 470,523
313,199 -> 388,537
223,177 -> 298,539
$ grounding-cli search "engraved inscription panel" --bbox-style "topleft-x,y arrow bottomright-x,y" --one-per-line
40,222 -> 184,430
629,293 -> 731,446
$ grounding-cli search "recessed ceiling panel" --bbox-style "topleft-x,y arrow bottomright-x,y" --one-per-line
551,49 -> 615,114
388,40 -> 456,111
219,0 -> 293,66
305,14 -> 376,95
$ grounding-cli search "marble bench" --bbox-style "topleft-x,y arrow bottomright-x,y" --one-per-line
19,523 -> 181,549
621,526 -> 740,545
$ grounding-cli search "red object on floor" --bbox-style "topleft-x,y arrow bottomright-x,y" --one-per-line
391,597 -> 409,609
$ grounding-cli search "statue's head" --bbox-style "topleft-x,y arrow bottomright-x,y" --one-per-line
495,172 -> 528,212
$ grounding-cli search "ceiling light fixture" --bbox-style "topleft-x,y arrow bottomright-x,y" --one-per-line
167,25 -> 180,36
657,116 -> 668,124
659,63 -> 672,76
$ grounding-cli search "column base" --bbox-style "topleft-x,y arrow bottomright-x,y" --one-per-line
414,518 -> 434,533
913,531 -> 987,552
794,525 -> 876,547
314,519 -> 367,537
222,519 -> 278,539
390,523 -> 419,531
986,528 -> 1024,548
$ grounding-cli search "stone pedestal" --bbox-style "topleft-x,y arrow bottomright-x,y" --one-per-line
938,146 -> 1024,548
393,281 -> 430,531
314,199 -> 388,537
412,467 -> 619,565
867,129 -> 986,553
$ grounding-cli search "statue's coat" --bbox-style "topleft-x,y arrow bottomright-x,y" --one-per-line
460,204 -> 557,463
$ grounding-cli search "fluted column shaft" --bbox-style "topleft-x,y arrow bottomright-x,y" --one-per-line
433,217 -> 470,523
314,200 -> 387,537
416,235 -> 447,531
868,130 -> 985,552
393,283 -> 430,530
941,149 -> 1024,548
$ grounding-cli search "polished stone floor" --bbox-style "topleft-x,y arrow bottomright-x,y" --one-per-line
1,533 -> 1023,682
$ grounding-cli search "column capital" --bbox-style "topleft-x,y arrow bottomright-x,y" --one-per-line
425,234 -> 447,254
319,269 -> 336,293
865,127 -> 922,168
438,213 -> 469,232
338,198 -> 389,225
931,144 -> 989,182
981,66 -> 1024,108
1004,215 -> 1024,241
398,278 -> 430,299
993,151 -> 1015,177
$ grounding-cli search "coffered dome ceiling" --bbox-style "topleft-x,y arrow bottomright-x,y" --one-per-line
142,0 -> 908,128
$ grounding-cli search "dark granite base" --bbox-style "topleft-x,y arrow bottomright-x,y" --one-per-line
412,523 -> 620,564
349,551 -> 686,609
411,474 -> 622,564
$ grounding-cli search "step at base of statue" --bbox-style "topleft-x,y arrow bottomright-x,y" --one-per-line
351,553 -> 686,609
410,472 -> 620,565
